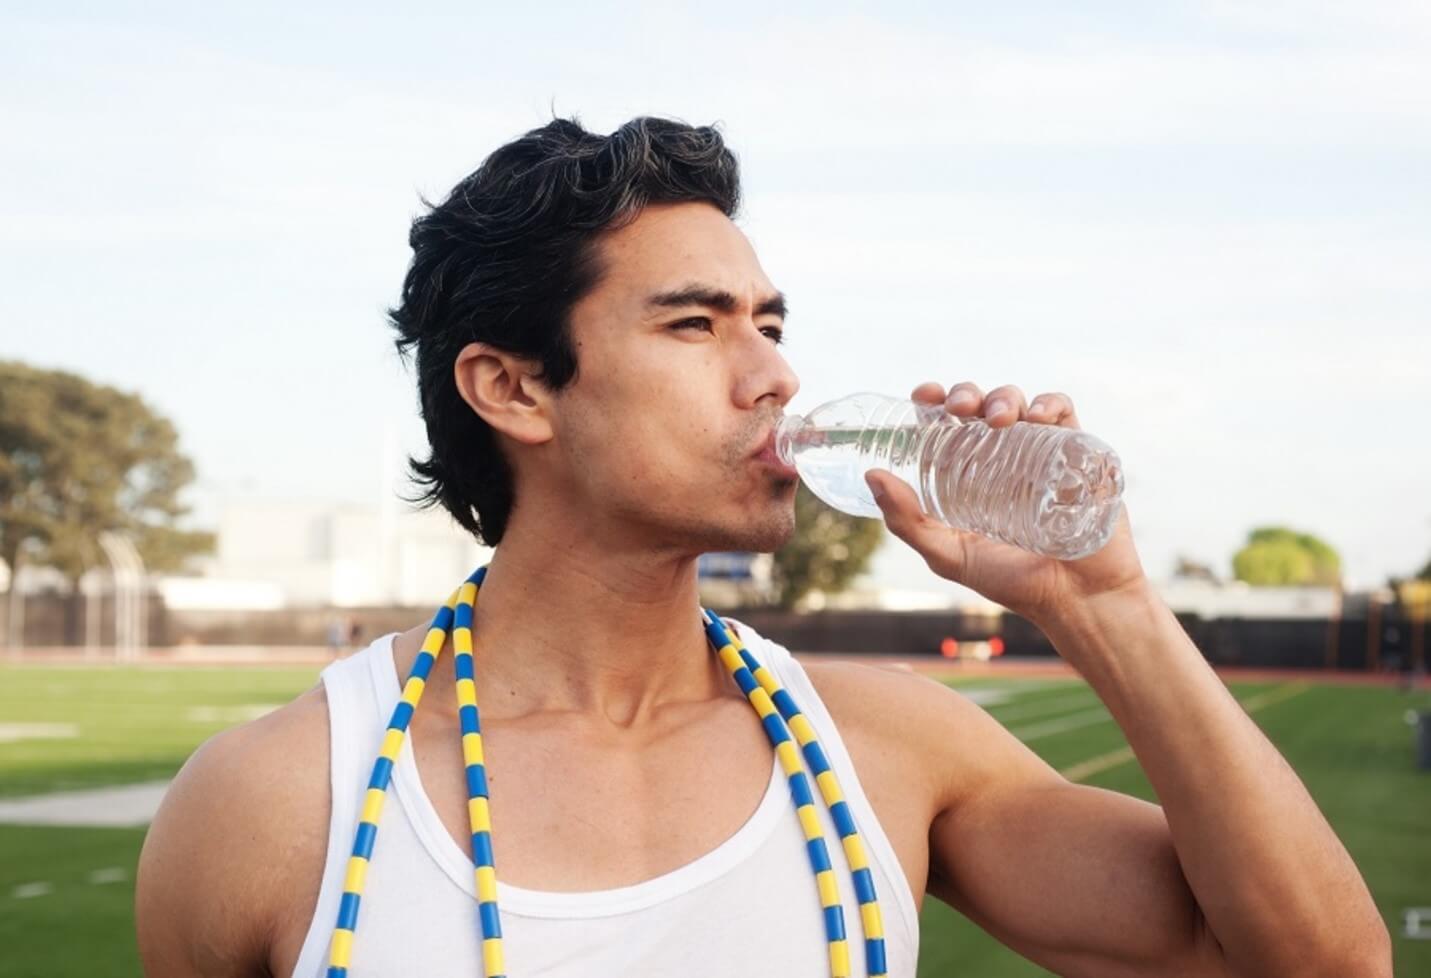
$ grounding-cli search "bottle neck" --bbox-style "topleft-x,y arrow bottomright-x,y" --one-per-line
773,414 -> 803,466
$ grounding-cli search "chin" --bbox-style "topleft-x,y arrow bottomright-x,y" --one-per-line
650,478 -> 797,553
672,503 -> 794,556
729,500 -> 798,553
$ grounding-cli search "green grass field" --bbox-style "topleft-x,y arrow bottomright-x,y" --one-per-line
1,663 -> 1427,977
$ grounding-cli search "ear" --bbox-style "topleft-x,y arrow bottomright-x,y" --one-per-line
452,341 -> 556,446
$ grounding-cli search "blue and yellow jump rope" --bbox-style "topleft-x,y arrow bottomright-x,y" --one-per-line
325,565 -> 888,977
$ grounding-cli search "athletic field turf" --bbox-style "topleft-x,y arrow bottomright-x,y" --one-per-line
2,662 -> 1427,976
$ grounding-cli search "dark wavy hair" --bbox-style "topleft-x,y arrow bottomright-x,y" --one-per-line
389,115 -> 743,545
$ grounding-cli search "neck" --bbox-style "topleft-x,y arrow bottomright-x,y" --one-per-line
405,513 -> 733,730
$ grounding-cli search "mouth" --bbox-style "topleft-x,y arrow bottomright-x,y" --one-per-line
751,426 -> 799,480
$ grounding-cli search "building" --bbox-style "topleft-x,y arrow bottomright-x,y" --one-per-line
171,496 -> 492,609
1155,578 -> 1342,619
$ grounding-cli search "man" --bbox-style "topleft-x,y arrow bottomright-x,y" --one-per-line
135,117 -> 1389,976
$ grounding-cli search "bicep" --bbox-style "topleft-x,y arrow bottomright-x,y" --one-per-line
927,698 -> 1228,977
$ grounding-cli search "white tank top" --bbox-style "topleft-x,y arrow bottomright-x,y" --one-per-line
289,617 -> 921,977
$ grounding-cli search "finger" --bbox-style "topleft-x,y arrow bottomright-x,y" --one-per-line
864,469 -> 968,580
982,385 -> 1027,427
912,381 -> 946,404
1026,392 -> 1064,421
945,382 -> 984,418
1028,392 -> 1081,430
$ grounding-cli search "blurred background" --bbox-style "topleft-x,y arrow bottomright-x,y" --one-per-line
2,2 -> 1429,975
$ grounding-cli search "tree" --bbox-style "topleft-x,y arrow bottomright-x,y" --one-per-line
1387,553 -> 1431,619
0,361 -> 214,640
1230,526 -> 1341,587
770,482 -> 885,609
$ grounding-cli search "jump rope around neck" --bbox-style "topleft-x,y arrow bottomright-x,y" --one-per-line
324,565 -> 888,978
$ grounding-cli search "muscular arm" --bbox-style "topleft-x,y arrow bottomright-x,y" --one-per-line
828,661 -> 1222,977
135,689 -> 329,978
1026,589 -> 1389,976
913,591 -> 1390,977
923,685 -> 1226,976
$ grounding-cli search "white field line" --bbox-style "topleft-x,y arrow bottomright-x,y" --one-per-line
987,691 -> 1100,724
1060,746 -> 1138,783
0,723 -> 79,744
1236,683 -> 1314,714
1058,683 -> 1313,783
5,868 -> 131,902
956,688 -> 1016,707
1008,706 -> 1113,742
0,780 -> 173,828
954,680 -> 1079,708
10,882 -> 53,899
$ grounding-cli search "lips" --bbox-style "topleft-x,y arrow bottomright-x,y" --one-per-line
751,425 -> 798,479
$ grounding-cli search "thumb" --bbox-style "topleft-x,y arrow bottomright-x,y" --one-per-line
865,469 -> 968,581
864,469 -> 922,530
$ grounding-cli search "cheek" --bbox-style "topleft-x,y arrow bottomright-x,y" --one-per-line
569,345 -> 732,483
562,404 -> 693,493
609,414 -> 728,502
620,353 -> 727,438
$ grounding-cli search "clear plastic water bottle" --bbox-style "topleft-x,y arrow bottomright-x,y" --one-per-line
773,392 -> 1125,560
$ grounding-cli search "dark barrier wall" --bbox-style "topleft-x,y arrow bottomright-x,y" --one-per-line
3,592 -> 1423,674
716,608 -> 1001,656
727,608 -> 1417,674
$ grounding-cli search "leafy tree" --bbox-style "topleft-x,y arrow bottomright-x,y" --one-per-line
0,361 -> 214,639
1388,553 -> 1431,617
1230,526 -> 1341,587
771,483 -> 885,609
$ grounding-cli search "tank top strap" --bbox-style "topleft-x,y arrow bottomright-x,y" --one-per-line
289,634 -> 400,978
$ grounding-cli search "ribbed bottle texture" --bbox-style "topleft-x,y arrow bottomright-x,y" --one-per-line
774,392 -> 1125,560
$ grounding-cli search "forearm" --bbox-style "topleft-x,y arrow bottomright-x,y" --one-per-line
1038,587 -> 1391,976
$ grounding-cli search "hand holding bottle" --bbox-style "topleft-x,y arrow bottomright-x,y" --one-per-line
863,381 -> 1150,626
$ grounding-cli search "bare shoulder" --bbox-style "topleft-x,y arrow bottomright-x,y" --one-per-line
797,659 -> 1063,813
136,681 -> 332,978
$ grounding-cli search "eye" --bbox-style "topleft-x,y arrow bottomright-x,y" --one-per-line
670,318 -> 785,345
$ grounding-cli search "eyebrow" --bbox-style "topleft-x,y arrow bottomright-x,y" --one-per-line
645,284 -> 788,320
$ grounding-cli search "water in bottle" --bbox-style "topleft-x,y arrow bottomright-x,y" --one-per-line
773,392 -> 1124,560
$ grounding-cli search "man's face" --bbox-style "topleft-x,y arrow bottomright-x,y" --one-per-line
534,201 -> 801,555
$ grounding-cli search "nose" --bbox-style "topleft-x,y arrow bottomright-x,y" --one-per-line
732,321 -> 800,410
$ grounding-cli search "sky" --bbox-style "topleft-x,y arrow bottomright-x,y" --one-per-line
2,1 -> 1428,594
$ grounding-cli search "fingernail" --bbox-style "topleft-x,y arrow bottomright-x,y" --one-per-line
950,390 -> 976,406
986,398 -> 1008,417
867,475 -> 885,500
